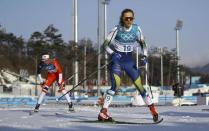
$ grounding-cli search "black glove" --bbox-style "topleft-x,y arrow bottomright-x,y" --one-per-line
141,55 -> 148,65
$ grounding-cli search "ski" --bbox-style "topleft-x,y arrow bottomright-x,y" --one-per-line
202,109 -> 209,112
29,110 -> 38,116
55,111 -> 76,116
72,118 -> 163,125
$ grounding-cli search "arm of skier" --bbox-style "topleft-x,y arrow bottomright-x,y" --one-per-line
37,61 -> 44,84
137,26 -> 148,64
137,26 -> 148,56
103,27 -> 118,55
102,26 -> 122,60
54,58 -> 63,86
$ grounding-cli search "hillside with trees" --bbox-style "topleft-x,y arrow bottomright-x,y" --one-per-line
0,24 -> 204,87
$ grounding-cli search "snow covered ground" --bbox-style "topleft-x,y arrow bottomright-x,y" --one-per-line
0,104 -> 209,131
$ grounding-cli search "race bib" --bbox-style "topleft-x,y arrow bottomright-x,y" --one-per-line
123,45 -> 132,52
114,41 -> 135,52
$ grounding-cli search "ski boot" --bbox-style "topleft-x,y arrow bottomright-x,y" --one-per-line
29,104 -> 40,115
98,108 -> 114,122
34,104 -> 40,112
68,102 -> 75,112
149,104 -> 159,122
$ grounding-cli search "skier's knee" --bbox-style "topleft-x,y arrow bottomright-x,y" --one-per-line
134,77 -> 145,93
113,74 -> 121,88
42,86 -> 49,93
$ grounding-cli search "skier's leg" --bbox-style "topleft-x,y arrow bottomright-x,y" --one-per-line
98,89 -> 115,121
124,60 -> 159,122
103,72 -> 121,108
34,85 -> 49,112
98,62 -> 122,121
34,74 -> 55,112
57,77 -> 74,111
61,89 -> 74,111
133,76 -> 159,121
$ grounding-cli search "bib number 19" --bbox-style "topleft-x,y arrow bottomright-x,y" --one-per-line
124,45 -> 131,52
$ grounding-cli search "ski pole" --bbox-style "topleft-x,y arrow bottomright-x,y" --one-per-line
144,65 -> 154,99
138,64 -> 154,98
65,71 -> 78,82
63,47 -> 107,82
56,60 -> 112,101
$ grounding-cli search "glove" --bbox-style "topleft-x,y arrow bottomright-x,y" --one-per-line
37,74 -> 44,85
58,82 -> 65,93
58,81 -> 65,88
141,55 -> 148,65
40,81 -> 45,86
111,52 -> 122,61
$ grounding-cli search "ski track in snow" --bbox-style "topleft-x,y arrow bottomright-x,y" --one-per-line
0,105 -> 209,131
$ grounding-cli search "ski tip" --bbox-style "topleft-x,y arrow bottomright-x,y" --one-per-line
55,112 -> 60,115
55,111 -> 76,116
202,109 -> 209,111
68,110 -> 76,113
154,117 -> 163,124
29,111 -> 33,116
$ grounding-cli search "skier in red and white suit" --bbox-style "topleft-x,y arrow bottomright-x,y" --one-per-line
33,53 -> 74,112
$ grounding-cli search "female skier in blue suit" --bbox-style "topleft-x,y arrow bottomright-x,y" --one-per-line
98,9 -> 159,122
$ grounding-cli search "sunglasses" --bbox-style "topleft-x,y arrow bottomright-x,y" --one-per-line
124,17 -> 134,21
